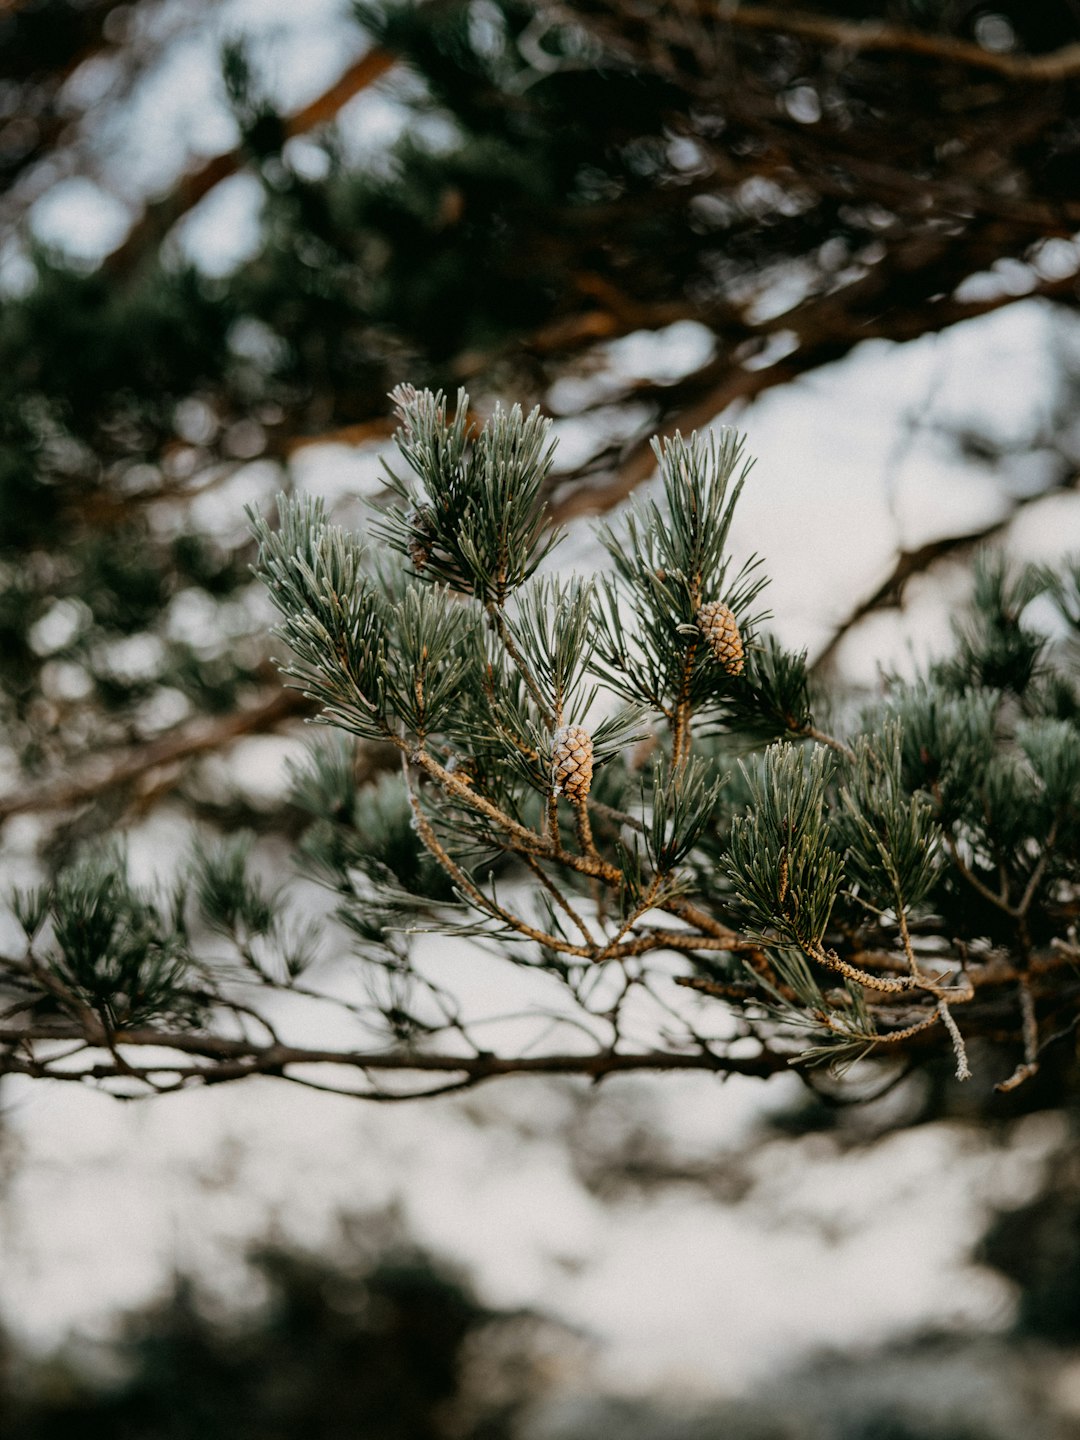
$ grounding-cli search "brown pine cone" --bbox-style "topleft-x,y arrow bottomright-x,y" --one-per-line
696,600 -> 744,676
406,505 -> 437,572
551,725 -> 594,801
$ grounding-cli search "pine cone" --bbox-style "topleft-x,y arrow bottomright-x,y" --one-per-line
696,600 -> 744,675
551,725 -> 593,801
406,505 -> 436,572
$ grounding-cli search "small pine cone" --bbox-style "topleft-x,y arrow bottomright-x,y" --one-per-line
551,725 -> 593,802
696,600 -> 744,675
406,505 -> 436,572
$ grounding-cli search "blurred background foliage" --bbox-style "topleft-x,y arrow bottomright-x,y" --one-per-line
0,1213 -> 563,1440
5,0 -> 1080,1433
1,1188 -> 1079,1439
5,0 -> 1080,826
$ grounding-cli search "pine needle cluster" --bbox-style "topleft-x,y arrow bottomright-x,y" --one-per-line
4,389 -> 1080,1104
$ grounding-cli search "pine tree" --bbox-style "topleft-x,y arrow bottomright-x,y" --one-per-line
4,387 -> 1078,1103
4,3 -> 1080,1113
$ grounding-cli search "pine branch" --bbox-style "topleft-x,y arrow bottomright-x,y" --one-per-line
8,389 -> 1079,1106
0,1022 -> 789,1094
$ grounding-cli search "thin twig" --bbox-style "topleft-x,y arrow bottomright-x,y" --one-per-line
522,854 -> 599,948
0,1023 -> 790,1088
937,1000 -> 973,1081
717,5 -> 1080,82
403,761 -> 593,959
803,725 -> 856,763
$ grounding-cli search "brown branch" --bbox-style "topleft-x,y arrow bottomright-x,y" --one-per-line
996,974 -> 1041,1091
102,47 -> 396,275
805,939 -> 918,994
670,639 -> 699,771
0,1022 -> 788,1089
548,269 -> 1080,525
283,417 -> 397,455
715,6 -> 1080,82
811,476 -> 1080,676
413,747 -> 628,889
803,725 -> 856,763
403,765 -> 595,959
587,0 -> 1080,81
663,896 -> 747,947
811,523 -> 1016,677
0,686 -> 311,823
523,854 -> 599,947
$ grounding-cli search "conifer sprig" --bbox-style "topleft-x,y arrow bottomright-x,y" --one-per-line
593,429 -> 770,764
375,386 -> 561,605
6,394 -> 1079,1103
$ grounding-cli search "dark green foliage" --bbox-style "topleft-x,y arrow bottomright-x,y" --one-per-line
222,41 -> 287,162
934,554 -> 1048,698
4,834 -> 335,1034
978,1142 -> 1080,1344
869,563 -> 1080,954
252,495 -> 393,741
253,489 -> 482,746
835,723 -> 943,917
594,430 -> 768,717
193,835 -> 278,939
16,847 -> 201,1031
726,742 -> 845,949
719,634 -> 816,742
882,684 -> 999,822
506,577 -> 597,722
375,387 -> 561,604
1,1222 -> 549,1440
642,756 -> 727,874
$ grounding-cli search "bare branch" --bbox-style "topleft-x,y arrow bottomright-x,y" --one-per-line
0,1022 -> 789,1096
716,6 -> 1080,82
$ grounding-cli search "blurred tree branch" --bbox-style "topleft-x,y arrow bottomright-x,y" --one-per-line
718,6 -> 1080,80
0,686 -> 310,823
5,7 -> 1080,1116
102,45 -> 397,276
